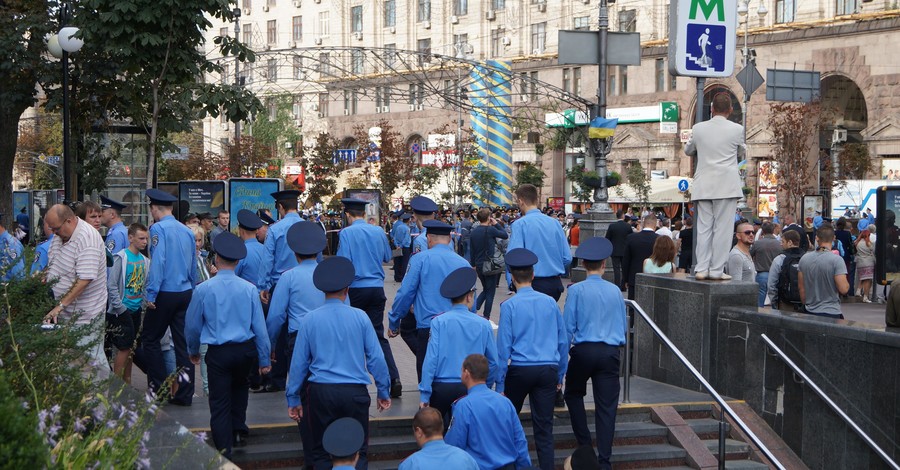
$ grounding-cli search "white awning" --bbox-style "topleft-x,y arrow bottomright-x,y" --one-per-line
608,177 -> 693,204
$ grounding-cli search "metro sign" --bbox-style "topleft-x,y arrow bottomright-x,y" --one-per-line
668,0 -> 737,78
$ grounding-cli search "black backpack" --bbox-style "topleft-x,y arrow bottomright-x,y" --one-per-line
777,251 -> 804,311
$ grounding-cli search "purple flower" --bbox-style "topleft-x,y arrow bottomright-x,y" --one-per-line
74,418 -> 86,433
178,369 -> 190,383
137,457 -> 151,469
195,431 -> 208,442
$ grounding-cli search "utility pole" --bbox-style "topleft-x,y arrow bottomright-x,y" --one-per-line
589,0 -> 613,214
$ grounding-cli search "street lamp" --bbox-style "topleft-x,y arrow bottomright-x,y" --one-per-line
47,4 -> 84,204
738,0 -> 766,207
454,41 -> 474,207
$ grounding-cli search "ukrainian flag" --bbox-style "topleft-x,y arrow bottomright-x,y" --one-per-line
588,117 -> 618,139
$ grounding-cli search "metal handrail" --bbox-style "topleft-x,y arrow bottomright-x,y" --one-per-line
760,334 -> 900,470
622,300 -> 786,470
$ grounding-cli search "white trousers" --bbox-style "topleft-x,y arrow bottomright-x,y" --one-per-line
694,198 -> 739,277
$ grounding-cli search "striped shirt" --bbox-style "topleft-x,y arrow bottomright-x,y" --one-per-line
47,218 -> 108,324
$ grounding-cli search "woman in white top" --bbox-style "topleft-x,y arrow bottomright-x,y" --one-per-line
643,236 -> 676,274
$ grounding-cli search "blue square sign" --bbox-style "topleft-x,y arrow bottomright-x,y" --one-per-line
684,23 -> 727,73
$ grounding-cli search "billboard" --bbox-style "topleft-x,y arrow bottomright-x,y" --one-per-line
756,161 -> 778,218
227,178 -> 282,231
343,189 -> 382,226
876,186 -> 900,285
178,181 -> 226,221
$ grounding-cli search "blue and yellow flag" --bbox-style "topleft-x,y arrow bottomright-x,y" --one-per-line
588,117 -> 618,139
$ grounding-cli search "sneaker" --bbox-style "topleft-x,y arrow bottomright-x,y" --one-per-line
863,296 -> 872,303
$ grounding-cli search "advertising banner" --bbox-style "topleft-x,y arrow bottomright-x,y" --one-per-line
756,161 -> 778,218
228,178 -> 282,231
179,181 -> 226,220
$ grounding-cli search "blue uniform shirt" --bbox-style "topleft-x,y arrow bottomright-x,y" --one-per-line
15,213 -> 29,233
445,384 -> 531,469
264,212 -> 302,289
496,287 -> 568,392
337,219 -> 392,288
31,234 -> 53,274
184,270 -> 271,367
507,209 -> 572,277
286,298 -> 391,408
146,215 -> 197,302
105,221 -> 128,254
265,259 -> 348,346
419,304 -> 499,404
399,439 -> 479,470
564,275 -> 627,346
392,222 -> 411,249
235,238 -> 271,292
413,226 -> 455,254
0,231 -> 24,282
388,244 -> 470,330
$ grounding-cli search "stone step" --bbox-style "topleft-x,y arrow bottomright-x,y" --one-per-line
685,417 -> 731,438
702,438 -> 752,460
723,460 -> 771,469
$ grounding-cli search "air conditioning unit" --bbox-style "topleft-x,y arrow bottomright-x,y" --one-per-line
294,119 -> 302,127
317,112 -> 325,118
293,0 -> 301,6
537,2 -> 546,12
343,109 -> 350,115
314,0 -> 320,3
242,7 -> 251,15
408,104 -> 416,111
450,15 -> 459,24
583,0 -> 590,3
354,32 -> 362,40
532,48 -> 542,55
423,20 -> 431,29
521,95 -> 529,102
382,106 -> 390,113
486,10 -> 496,20
264,44 -> 272,50
289,41 -> 297,48
314,37 -> 322,45
285,141 -> 293,149
262,5 -> 269,12
312,104 -> 319,111
221,122 -> 230,130
501,36 -> 511,46
416,104 -> 425,111
374,107 -> 381,114
389,26 -> 396,34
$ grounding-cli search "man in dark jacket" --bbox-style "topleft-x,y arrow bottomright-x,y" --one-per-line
623,214 -> 659,300
605,210 -> 633,291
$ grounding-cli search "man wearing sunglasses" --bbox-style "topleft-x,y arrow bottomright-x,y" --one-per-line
727,223 -> 757,282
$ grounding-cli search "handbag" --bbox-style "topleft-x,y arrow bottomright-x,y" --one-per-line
480,227 -> 505,275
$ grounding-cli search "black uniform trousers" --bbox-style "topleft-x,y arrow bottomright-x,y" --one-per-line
414,327 -> 431,382
136,289 -> 194,404
206,340 -> 256,459
531,276 -> 564,302
563,342 -> 620,470
393,246 -> 411,282
399,311 -> 418,357
348,287 -> 399,381
269,281 -> 290,390
430,381 -> 467,430
504,364 -> 558,470
611,256 -> 624,290
286,331 -> 315,469
307,382 -> 370,470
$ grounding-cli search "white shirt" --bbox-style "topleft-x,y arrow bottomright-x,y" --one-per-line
656,227 -> 674,239
47,218 -> 108,324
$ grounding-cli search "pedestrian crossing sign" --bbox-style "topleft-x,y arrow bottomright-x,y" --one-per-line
668,0 -> 737,78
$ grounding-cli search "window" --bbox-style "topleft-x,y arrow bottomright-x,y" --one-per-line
384,43 -> 397,66
384,0 -> 396,27
417,38 -> 431,66
444,79 -> 455,106
222,64 -> 230,84
318,93 -> 328,117
490,28 -> 505,58
492,0 -> 505,10
776,0 -> 795,22
562,68 -> 571,94
573,67 -> 582,96
242,0 -> 251,8
417,0 -> 431,22
351,49 -> 364,74
318,52 -> 330,77
292,16 -> 302,41
618,9 -> 636,32
293,56 -> 303,79
243,24 -> 252,45
219,27 -> 229,38
530,71 -> 538,100
620,66 -> 628,94
318,11 -> 330,37
655,59 -> 665,92
519,71 -> 537,102
608,69 -> 617,97
408,83 -> 424,106
453,33 -> 468,56
292,98 -> 301,120
267,100 -> 277,120
267,20 -> 277,44
376,86 -> 391,108
835,0 -> 858,15
267,59 -> 277,82
531,22 -> 546,54
574,16 -> 590,30
267,0 -> 275,6
453,0 -> 467,16
351,6 -> 363,32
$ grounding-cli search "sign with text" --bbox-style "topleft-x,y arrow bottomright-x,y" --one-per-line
228,178 -> 282,231
756,161 -> 779,218
668,0 -> 737,77
179,180 -> 226,221
876,186 -> 900,285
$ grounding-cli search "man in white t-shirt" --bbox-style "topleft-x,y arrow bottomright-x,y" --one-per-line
43,204 -> 109,367
655,219 -> 674,239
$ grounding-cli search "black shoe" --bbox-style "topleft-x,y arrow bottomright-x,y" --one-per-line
265,384 -> 285,393
249,384 -> 264,393
167,398 -> 191,407
554,390 -> 565,408
390,378 -> 402,398
233,432 -> 246,447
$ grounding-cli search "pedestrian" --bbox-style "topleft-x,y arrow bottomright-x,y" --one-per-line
444,354 -> 532,470
139,189 -> 198,405
75,200 -> 103,232
190,224 -> 215,285
257,209 -> 275,243
799,226 -> 850,319
389,219 -> 470,381
507,184 -> 571,301
30,218 -> 53,275
100,196 -> 128,254
834,217 -> 856,295
468,208 -> 508,320
781,214 -> 809,252
496,248 -> 568,470
209,210 -> 230,244
420,267 -> 498,427
392,213 -> 412,282
605,210 -> 632,289
886,283 -> 900,328
0,214 -> 25,282
655,218 -> 673,238
855,229 -> 875,302
286,256 -> 392,470
399,407 -> 479,470
106,223 -> 150,384
767,230 -> 804,312
750,222 -> 782,307
676,217 -> 694,273
323,418 -> 366,470
684,93 -> 745,281
42,204 -> 108,367
198,212 -> 215,251
727,222 -> 756,282
622,214 -> 659,299
185,232 -> 271,458
338,198 -> 402,398
642,236 -> 676,274
15,207 -> 29,245
234,209 -> 271,295
563,237 -> 627,470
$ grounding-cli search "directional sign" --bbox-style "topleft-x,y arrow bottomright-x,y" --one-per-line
678,179 -> 690,192
668,0 -> 738,77
333,149 -> 357,164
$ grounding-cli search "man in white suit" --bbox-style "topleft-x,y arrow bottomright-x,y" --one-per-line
684,93 -> 744,280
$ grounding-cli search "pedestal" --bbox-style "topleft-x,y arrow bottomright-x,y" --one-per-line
572,209 -> 616,282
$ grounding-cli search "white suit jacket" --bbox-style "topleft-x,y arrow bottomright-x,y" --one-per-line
684,115 -> 744,200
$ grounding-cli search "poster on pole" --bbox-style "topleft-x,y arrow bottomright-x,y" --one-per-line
178,181 -> 226,221
875,186 -> 900,285
227,178 -> 282,231
756,161 -> 779,218
802,195 -> 824,232
343,189 -> 382,226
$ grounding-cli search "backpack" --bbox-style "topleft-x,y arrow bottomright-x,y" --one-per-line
777,251 -> 804,311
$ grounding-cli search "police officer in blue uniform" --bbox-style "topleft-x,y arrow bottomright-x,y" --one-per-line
287,256 -> 392,470
563,237 -> 627,470
0,214 -> 24,282
100,195 -> 128,254
257,209 -> 275,243
337,198 -> 402,397
496,248 -> 568,470
234,209 -> 271,293
420,267 -> 498,427
185,232 -> 271,458
410,196 -> 438,255
141,188 -> 198,405
400,407 -> 479,470
323,417 -> 366,470
264,189 -> 303,391
388,219 -> 470,381
445,354 -> 531,470
391,212 -> 412,282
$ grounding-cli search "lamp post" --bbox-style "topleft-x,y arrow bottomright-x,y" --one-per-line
589,0 -> 613,214
47,3 -> 84,204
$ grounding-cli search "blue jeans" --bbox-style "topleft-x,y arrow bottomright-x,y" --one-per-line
756,272 -> 769,307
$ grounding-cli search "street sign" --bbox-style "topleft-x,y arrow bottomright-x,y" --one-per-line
678,179 -> 690,192
659,102 -> 679,134
736,66 -> 765,96
558,30 -> 641,66
333,149 -> 357,163
668,0 -> 738,77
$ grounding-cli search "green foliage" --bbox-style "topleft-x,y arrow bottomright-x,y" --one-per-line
622,163 -> 652,210
354,120 -> 417,213
302,133 -> 341,203
0,368 -> 47,467
565,166 -> 595,203
515,163 -> 546,190
252,96 -> 302,161
412,166 -> 442,196
470,164 -> 500,204
837,142 -> 874,180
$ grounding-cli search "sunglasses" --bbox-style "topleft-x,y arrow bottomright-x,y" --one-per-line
741,230 -> 755,235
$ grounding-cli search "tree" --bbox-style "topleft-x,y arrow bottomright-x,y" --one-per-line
252,95 -> 303,171
225,136 -> 274,178
301,133 -> 341,204
565,165 -> 595,204
768,101 -> 827,215
353,120 -> 417,213
623,163 -> 652,211
515,163 -> 546,191
470,164 -> 500,205
427,124 -> 479,206
15,111 -> 63,189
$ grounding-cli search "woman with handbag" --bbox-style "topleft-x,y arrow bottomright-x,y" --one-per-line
469,208 -> 508,320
